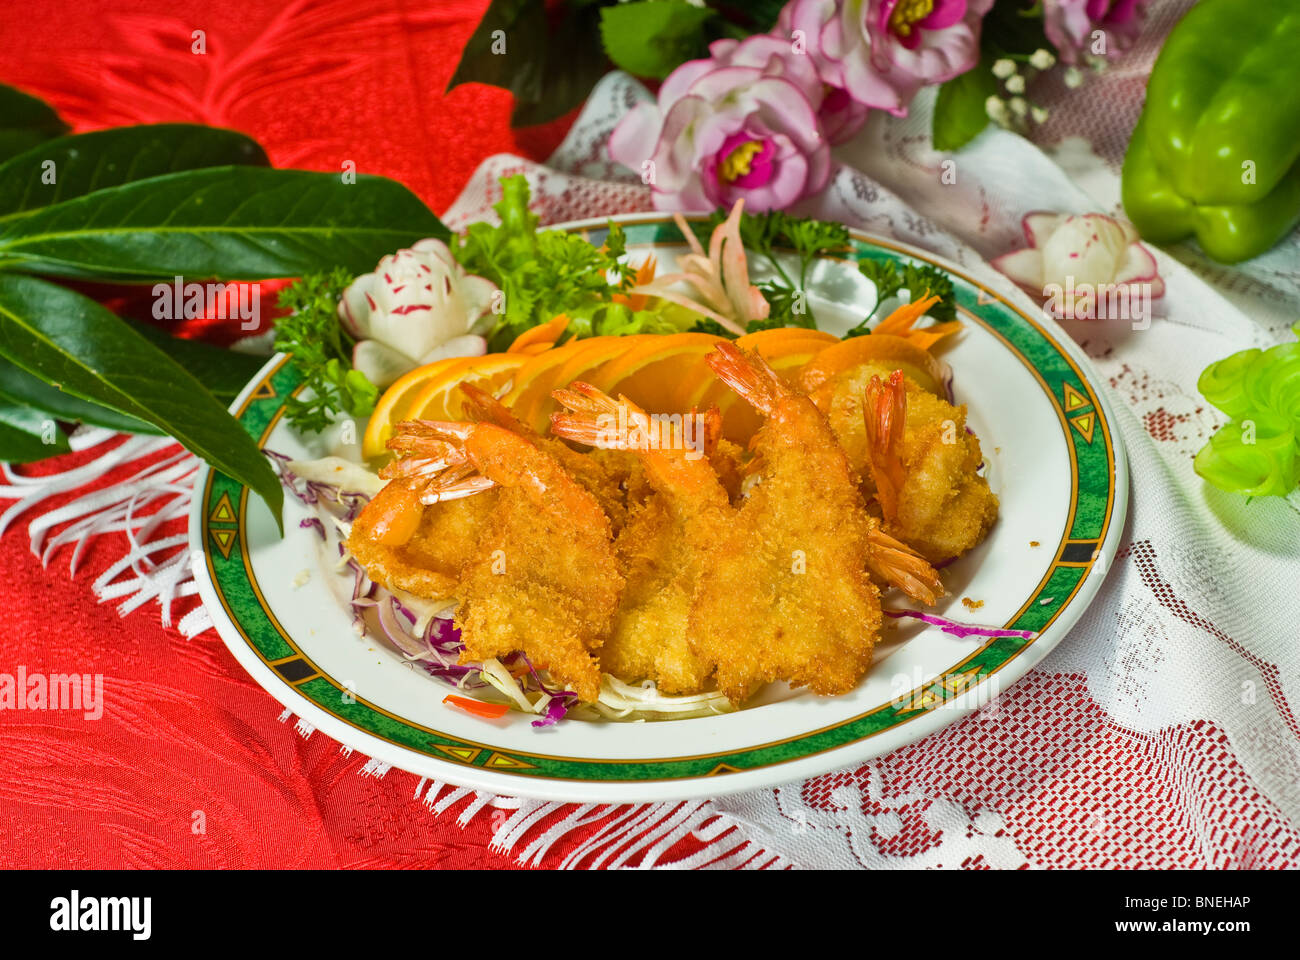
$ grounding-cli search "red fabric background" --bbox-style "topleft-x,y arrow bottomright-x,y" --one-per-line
0,0 -> 603,869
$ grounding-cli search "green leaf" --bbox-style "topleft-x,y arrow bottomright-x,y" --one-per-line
0,124 -> 268,219
0,398 -> 71,462
448,0 -> 607,127
599,2 -> 715,80
0,355 -> 159,434
0,166 -> 448,282
0,275 -> 283,528
932,62 -> 998,152
128,321 -> 267,406
0,85 -> 69,163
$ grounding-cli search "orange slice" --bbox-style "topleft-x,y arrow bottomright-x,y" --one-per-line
362,356 -> 471,459
597,332 -> 725,413
675,330 -> 836,417
509,336 -> 647,433
795,334 -> 949,396
735,327 -> 838,350
508,314 -> 570,354
362,353 -> 527,459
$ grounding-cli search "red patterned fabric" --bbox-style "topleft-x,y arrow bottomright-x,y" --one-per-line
0,0 -> 576,870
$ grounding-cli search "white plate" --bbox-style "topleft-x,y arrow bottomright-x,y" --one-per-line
189,215 -> 1128,803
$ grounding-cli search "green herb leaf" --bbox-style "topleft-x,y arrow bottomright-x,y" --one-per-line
849,257 -> 957,336
452,175 -> 636,349
128,320 -> 268,406
448,0 -> 607,127
599,2 -> 715,80
0,124 -> 268,219
0,84 -> 68,163
0,166 -> 448,281
932,60 -> 998,152
0,274 -> 283,528
0,398 -> 71,462
0,355 -> 159,434
274,269 -> 376,434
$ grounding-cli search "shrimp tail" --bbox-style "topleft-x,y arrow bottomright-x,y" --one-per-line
705,342 -> 783,416
550,382 -> 632,448
863,369 -> 907,523
417,462 -> 497,505
866,526 -> 944,606
460,382 -> 532,435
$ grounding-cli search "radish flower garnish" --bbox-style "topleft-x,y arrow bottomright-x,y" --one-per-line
993,212 -> 1163,321
340,239 -> 497,387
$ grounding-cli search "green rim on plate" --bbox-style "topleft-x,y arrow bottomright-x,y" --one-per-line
200,219 -> 1117,784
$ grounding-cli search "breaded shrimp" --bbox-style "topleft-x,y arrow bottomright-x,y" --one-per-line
810,361 -> 996,562
551,384 -> 730,693
460,382 -> 634,533
348,481 -> 495,602
347,424 -> 496,602
858,368 -> 999,563
402,420 -> 622,702
687,344 -> 943,704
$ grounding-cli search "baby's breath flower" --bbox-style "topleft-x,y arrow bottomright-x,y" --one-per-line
1005,74 -> 1026,95
992,58 -> 1016,79
1029,48 -> 1056,70
1064,67 -> 1085,89
1009,97 -> 1028,118
1031,106 -> 1050,124
985,95 -> 1010,124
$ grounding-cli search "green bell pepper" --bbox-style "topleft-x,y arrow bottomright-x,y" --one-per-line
1122,0 -> 1300,264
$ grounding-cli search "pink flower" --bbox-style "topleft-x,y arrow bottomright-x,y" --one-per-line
609,36 -> 833,212
777,0 -> 995,117
993,212 -> 1164,321
1043,0 -> 1147,64
710,33 -> 871,144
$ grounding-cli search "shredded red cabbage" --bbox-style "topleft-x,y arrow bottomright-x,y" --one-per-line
300,517 -> 327,539
884,608 -> 1035,640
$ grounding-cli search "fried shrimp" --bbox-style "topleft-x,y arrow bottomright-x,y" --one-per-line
860,368 -> 999,563
347,425 -> 496,602
398,419 -> 622,703
687,344 -> 942,704
459,382 -> 635,533
809,360 -> 997,563
551,383 -> 731,694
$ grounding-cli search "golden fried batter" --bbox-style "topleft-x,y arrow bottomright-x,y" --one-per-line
441,423 -> 623,703
348,484 -> 494,602
814,361 -> 998,563
551,385 -> 730,694
686,345 -> 890,704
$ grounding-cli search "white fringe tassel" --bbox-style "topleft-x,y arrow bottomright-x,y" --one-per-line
0,430 -> 210,636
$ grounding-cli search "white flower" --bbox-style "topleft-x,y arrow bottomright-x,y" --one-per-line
1005,74 -> 1026,94
1063,66 -> 1085,88
339,239 -> 497,388
992,58 -> 1017,79
1029,48 -> 1056,70
992,212 -> 1165,320
985,95 -> 1009,123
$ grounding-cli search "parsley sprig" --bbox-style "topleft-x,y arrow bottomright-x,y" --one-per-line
849,259 -> 957,337
274,268 -> 377,434
451,175 -> 639,351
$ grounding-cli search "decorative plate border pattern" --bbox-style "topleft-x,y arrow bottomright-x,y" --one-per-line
196,218 -> 1121,787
